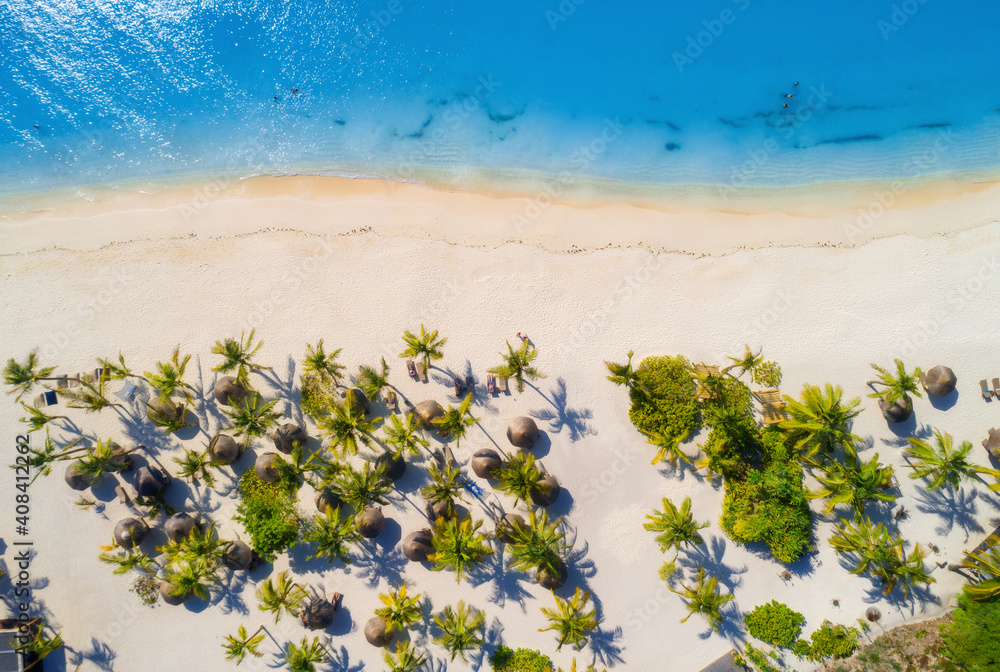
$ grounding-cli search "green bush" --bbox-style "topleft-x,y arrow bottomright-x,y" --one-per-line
628,355 -> 700,443
744,601 -> 806,647
488,646 -> 553,672
300,370 -> 336,420
752,361 -> 782,388
941,590 -> 1000,671
791,639 -> 811,658
805,620 -> 861,662
736,643 -> 794,672
233,470 -> 300,562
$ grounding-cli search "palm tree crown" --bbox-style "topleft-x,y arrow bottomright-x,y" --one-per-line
256,570 -> 308,623
809,453 -> 898,521
644,496 -> 709,553
433,393 -> 477,447
488,341 -> 546,393
780,383 -> 862,463
318,392 -> 377,456
399,325 -> 447,372
383,413 -> 429,459
434,601 -> 485,662
429,515 -> 494,583
828,516 -> 934,597
506,509 -> 570,577
302,505 -> 362,564
3,350 -> 57,401
604,351 -> 638,389
723,345 -> 763,379
285,637 -> 329,672
222,624 -> 266,665
356,357 -> 391,401
904,429 -> 998,491
224,393 -> 282,445
303,339 -> 345,385
539,587 -> 599,651
212,329 -> 271,383
668,566 -> 734,632
958,537 -> 1000,601
145,346 -> 192,403
867,359 -> 922,406
374,583 -> 423,634
383,641 -> 427,672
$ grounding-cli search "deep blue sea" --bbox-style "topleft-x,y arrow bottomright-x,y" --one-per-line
2,0 -> 1000,206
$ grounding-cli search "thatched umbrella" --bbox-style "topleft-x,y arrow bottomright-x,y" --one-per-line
165,512 -> 197,542
983,428 -> 1000,460
414,400 -> 445,430
494,513 -> 526,543
921,365 -> 957,397
315,488 -> 344,514
301,595 -> 339,630
255,452 -> 280,483
208,434 -> 240,464
147,399 -> 187,425
64,461 -> 91,491
222,539 -> 253,571
159,580 -> 185,606
342,387 -> 369,415
214,376 -> 248,406
364,617 -> 394,647
530,473 -> 561,507
274,422 -> 308,454
113,518 -> 149,549
507,416 -> 539,449
134,465 -> 171,498
866,607 -> 881,622
357,507 -> 385,538
878,397 -> 913,423
375,452 -> 406,482
401,529 -> 434,562
537,561 -> 568,590
426,499 -> 455,521
471,449 -> 503,478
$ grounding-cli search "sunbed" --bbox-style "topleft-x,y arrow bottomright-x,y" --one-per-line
418,363 -> 428,383
497,376 -> 508,392
487,374 -> 495,394
406,359 -> 417,378
982,380 -> 992,398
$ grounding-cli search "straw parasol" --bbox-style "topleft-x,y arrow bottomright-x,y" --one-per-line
113,518 -> 149,549
165,512 -> 197,542
315,488 -> 344,514
921,365 -> 957,397
301,596 -> 339,630
507,416 -> 539,449
213,376 -> 248,406
254,452 -> 280,483
159,580 -> 185,605
414,400 -> 445,430
342,387 -> 369,415
208,434 -> 240,464
273,422 -> 307,454
401,529 -> 434,562
222,539 -> 253,571
537,561 -> 568,590
133,465 -> 170,498
983,428 -> 1000,460
64,461 -> 91,491
878,397 -> 913,423
471,449 -> 503,478
357,507 -> 385,538
364,617 -> 394,647
147,399 -> 187,424
375,452 -> 406,482
530,472 -> 561,507
494,513 -> 526,543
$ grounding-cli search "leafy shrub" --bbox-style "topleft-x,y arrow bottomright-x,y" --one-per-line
233,470 -> 300,562
300,371 -> 336,420
791,639 -> 811,658
752,361 -> 782,388
130,574 -> 159,606
489,646 -> 553,672
744,601 -> 805,647
628,355 -> 700,443
736,643 -> 793,672
941,590 -> 1000,670
804,620 -> 861,662
703,375 -> 754,425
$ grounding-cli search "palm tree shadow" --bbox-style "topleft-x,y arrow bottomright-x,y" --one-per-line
326,643 -> 365,672
528,378 -> 595,441
677,535 -> 747,595
353,540 -> 407,588
260,357 -> 301,423
71,637 -> 116,671
588,623 -> 625,667
215,570 -> 250,615
114,403 -> 174,456
469,617 -> 505,671
879,422 -> 933,448
861,579 -> 941,613
466,545 -> 533,609
914,486 -> 983,539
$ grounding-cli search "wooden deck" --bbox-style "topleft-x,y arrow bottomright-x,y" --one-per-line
699,649 -> 742,672
757,388 -> 787,425
693,364 -> 720,400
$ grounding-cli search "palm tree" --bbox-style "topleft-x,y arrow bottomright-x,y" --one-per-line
224,393 -> 282,446
420,463 -> 467,511
433,393 -> 477,447
14,620 -> 63,671
374,583 -> 423,636
160,523 -> 225,569
957,538 -> 1000,600
146,399 -> 196,433
383,413 -> 429,459
164,557 -> 219,601
399,324 -> 447,373
57,374 -> 121,413
867,359 -> 922,410
212,329 -> 272,384
809,454 -> 898,521
256,570 -> 309,623
780,383 -> 862,463
506,509 -> 570,577
644,496 -> 709,553
488,341 -> 546,393
429,515 -> 494,583
222,624 -> 265,666
19,404 -> 67,433
99,547 -> 155,575
173,448 -> 220,487
96,351 -> 136,381
302,505 -> 362,564
829,517 -> 934,597
383,641 -> 427,672
3,350 -> 57,401
18,430 -> 84,483
75,439 -> 133,483
495,452 -> 545,507
286,637 -> 329,672
434,601 -> 485,662
356,357 -> 392,401
539,587 -> 599,651
723,345 -> 763,379
691,364 -> 727,403
145,346 -> 193,403
668,567 -> 734,632
904,429 -> 999,491
317,392 -> 377,456
303,340 -> 345,385
605,350 -> 639,390
641,429 -> 692,467
335,462 -> 393,514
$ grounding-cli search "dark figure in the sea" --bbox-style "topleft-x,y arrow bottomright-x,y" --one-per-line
273,96 -> 279,103
794,81 -> 799,86
290,88 -> 298,94
33,124 -> 39,130
784,93 -> 795,99
782,103 -> 788,108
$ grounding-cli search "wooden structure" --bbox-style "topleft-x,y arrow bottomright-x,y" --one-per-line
757,389 -> 787,425
693,364 -> 719,400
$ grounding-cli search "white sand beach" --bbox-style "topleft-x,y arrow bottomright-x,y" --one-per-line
2,177 -> 1000,672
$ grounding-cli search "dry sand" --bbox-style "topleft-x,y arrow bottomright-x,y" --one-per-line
1,176 -> 1000,672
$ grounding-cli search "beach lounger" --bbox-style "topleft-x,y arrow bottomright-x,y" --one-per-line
466,376 -> 474,395
34,390 -> 58,408
486,374 -> 495,394
406,359 -> 417,378
417,363 -> 428,383
385,391 -> 398,412
982,380 -> 992,398
453,377 -> 463,397
693,363 -> 720,400
757,389 -> 787,425
497,376 -> 508,392
993,379 -> 1000,399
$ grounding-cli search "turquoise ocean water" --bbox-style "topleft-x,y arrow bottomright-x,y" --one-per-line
2,0 -> 1000,208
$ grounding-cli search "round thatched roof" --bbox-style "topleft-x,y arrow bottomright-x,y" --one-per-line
401,529 -> 434,562
357,507 -> 385,538
983,429 -> 1000,459
134,465 -> 170,498
364,617 -> 394,647
471,449 -> 503,478
922,365 -> 957,397
208,434 -> 240,464
342,387 -> 369,414
113,518 -> 148,549
426,499 -> 455,522
222,539 -> 253,571
165,512 -> 197,542
301,597 -> 337,630
375,453 -> 406,482
537,560 -> 568,590
315,488 -> 344,514
494,513 -> 526,543
64,461 -> 92,491
414,400 -> 445,429
147,400 -> 186,424
255,453 -> 280,483
866,607 -> 881,622
159,580 -> 185,605
274,422 -> 307,454
507,416 -> 539,449
530,472 -> 561,507
878,397 -> 913,423
214,376 -> 248,406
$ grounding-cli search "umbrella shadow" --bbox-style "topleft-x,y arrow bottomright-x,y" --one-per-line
353,539 -> 407,588
913,486 -> 983,539
928,389 -> 958,410
886,413 -> 918,438
467,545 -> 533,609
529,378 -> 595,442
